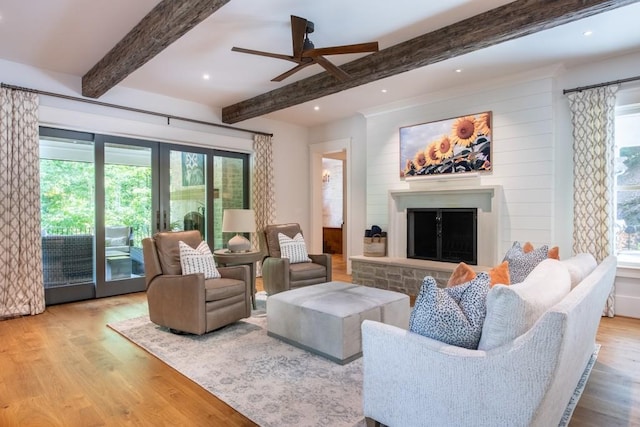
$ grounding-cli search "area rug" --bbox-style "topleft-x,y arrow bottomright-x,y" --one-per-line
108,298 -> 365,427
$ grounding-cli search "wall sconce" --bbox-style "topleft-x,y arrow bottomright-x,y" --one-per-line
322,170 -> 331,183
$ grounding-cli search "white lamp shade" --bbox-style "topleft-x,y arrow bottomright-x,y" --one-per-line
222,209 -> 256,233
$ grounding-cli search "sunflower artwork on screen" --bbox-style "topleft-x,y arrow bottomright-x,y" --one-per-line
400,112 -> 492,178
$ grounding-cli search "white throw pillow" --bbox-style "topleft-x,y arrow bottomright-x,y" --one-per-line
477,258 -> 570,350
105,236 -> 128,247
178,240 -> 221,279
278,232 -> 311,264
561,253 -> 597,289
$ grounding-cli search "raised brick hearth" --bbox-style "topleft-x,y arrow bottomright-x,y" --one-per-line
351,255 -> 492,296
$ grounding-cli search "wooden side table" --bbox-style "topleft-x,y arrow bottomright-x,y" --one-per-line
213,249 -> 263,309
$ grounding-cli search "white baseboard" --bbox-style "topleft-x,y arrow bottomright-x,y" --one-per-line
614,294 -> 640,319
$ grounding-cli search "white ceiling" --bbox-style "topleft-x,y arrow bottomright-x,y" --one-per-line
1,0 -> 639,128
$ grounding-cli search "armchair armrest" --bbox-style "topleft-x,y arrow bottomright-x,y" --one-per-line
309,253 -> 332,281
147,273 -> 207,335
262,256 -> 290,295
219,264 -> 251,307
218,265 -> 250,283
361,320 -> 562,427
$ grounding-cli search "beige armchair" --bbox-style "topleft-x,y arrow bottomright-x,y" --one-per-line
142,230 -> 251,335
262,223 -> 332,295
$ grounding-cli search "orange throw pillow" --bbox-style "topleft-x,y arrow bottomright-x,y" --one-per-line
447,262 -> 476,287
523,241 -> 560,260
448,261 -> 510,288
488,260 -> 510,287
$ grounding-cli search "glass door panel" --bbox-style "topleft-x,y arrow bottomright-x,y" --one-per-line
39,127 -> 250,305
103,143 -> 153,286
168,149 -> 207,239
213,155 -> 248,250
40,132 -> 96,305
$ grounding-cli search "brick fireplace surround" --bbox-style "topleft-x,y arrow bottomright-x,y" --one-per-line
352,181 -> 503,296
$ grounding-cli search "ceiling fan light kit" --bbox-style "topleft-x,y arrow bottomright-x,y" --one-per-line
232,15 -> 379,82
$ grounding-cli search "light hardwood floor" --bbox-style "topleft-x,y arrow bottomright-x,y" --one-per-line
0,255 -> 638,426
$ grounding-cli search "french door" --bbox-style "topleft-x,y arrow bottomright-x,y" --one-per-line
40,128 -> 249,305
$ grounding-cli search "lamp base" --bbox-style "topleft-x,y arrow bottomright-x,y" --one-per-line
228,234 -> 251,253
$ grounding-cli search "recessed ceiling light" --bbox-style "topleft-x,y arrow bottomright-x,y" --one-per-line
314,106 -> 320,111
455,69 -> 463,73
583,30 -> 593,36
202,73 -> 210,80
381,89 -> 388,93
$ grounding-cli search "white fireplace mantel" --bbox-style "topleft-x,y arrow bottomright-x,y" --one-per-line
387,184 -> 503,267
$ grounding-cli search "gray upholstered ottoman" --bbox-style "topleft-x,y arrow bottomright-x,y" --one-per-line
266,281 -> 410,364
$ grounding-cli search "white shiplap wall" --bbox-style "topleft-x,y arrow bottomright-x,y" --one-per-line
364,77 -> 557,259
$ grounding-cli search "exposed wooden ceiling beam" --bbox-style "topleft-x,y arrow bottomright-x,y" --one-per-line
221,0 -> 639,124
82,0 -> 230,98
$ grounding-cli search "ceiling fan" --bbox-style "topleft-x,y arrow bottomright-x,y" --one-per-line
232,15 -> 379,82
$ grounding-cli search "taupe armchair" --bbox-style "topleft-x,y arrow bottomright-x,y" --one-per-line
262,223 -> 332,295
142,230 -> 251,335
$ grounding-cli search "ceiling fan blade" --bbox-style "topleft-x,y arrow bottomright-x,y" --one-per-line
304,42 -> 379,57
231,47 -> 298,63
271,62 -> 314,82
313,56 -> 350,82
290,15 -> 307,59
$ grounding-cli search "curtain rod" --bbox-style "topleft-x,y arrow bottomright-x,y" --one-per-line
563,75 -> 640,95
1,82 -> 273,137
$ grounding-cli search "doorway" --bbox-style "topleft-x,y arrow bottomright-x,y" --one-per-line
322,153 -> 345,255
310,139 -> 351,270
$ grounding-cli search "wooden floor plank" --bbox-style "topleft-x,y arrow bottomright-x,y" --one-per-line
0,255 -> 638,426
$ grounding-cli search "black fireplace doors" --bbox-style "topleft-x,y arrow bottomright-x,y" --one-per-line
407,208 -> 477,264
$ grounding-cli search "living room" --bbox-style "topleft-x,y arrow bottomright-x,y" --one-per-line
2,1 -> 640,425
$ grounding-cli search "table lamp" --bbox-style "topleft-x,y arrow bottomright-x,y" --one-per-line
222,209 -> 255,252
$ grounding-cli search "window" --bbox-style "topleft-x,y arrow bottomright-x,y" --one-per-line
614,106 -> 640,266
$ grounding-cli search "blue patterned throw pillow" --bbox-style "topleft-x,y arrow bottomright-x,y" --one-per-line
278,232 -> 312,264
409,273 -> 490,349
503,241 -> 548,284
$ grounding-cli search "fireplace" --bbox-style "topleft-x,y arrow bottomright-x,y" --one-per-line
407,208 -> 477,264
387,184 -> 502,267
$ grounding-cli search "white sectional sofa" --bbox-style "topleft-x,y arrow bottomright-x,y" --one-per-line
361,254 -> 617,427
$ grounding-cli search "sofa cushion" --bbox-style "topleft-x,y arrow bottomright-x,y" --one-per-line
204,277 -> 246,301
503,241 -> 549,284
154,230 -> 202,275
278,232 -> 312,264
178,240 -> 221,279
477,258 -> 571,350
289,261 -> 326,281
264,223 -> 302,258
448,261 -> 511,288
409,273 -> 490,349
561,253 -> 597,289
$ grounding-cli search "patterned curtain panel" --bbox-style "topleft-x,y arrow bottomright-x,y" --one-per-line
0,88 -> 45,317
567,85 -> 618,317
252,134 -> 276,275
